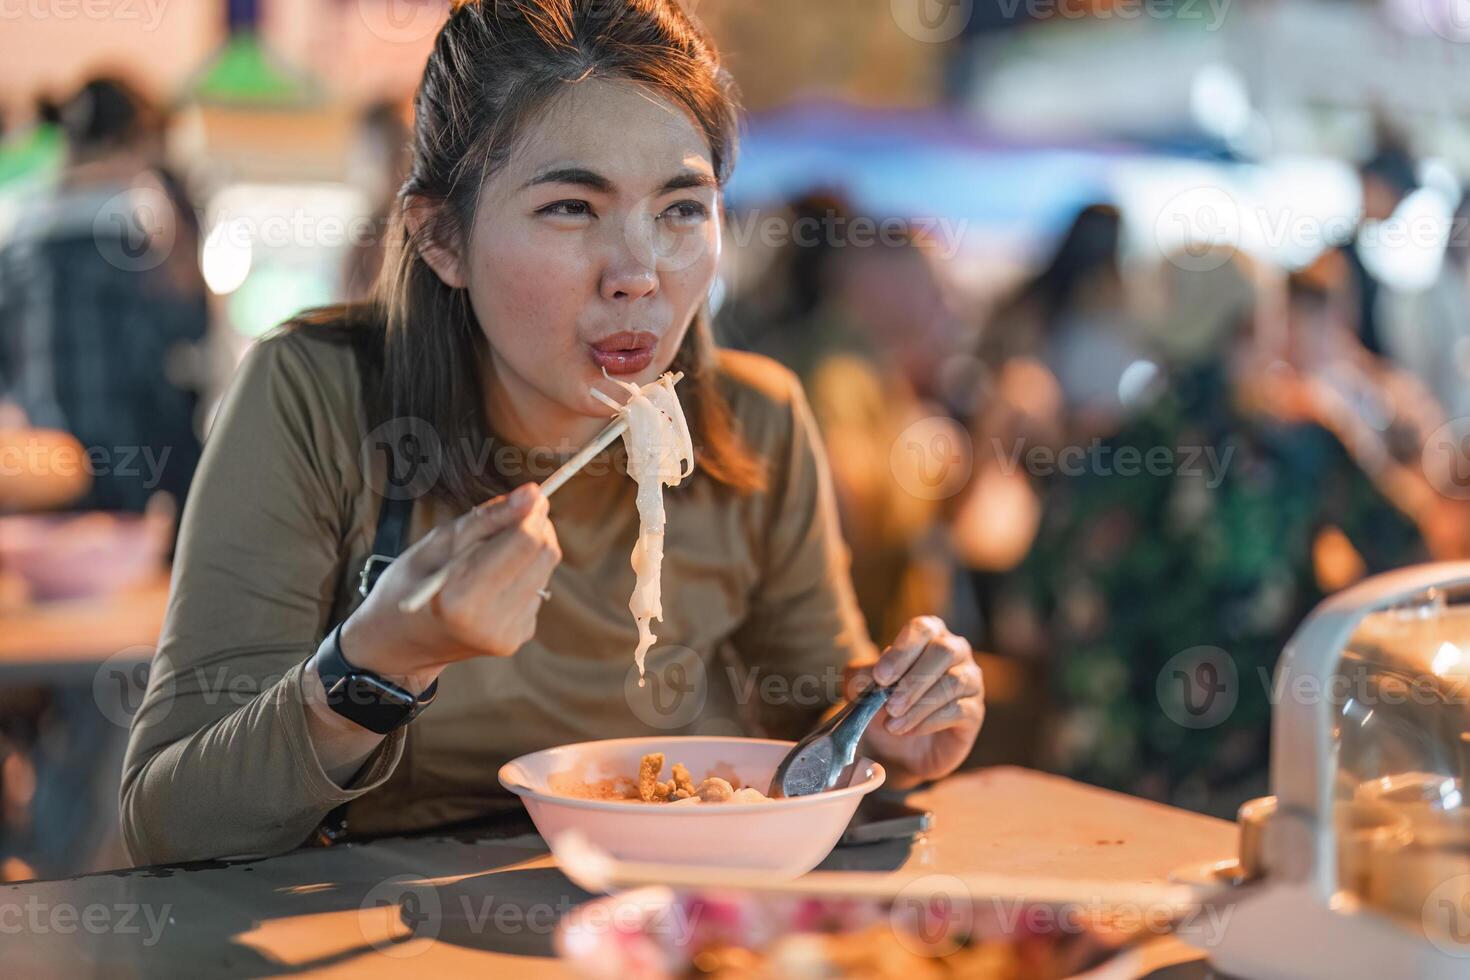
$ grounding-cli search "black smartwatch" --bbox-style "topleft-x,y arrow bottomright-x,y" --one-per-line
312,622 -> 438,735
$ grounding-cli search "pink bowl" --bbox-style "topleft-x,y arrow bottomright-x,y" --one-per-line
499,736 -> 885,878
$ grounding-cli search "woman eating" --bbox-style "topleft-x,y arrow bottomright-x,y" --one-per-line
121,0 -> 984,864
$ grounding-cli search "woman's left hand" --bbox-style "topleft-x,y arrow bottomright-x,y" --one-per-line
854,615 -> 985,788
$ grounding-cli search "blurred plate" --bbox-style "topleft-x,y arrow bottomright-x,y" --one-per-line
556,885 -> 1146,980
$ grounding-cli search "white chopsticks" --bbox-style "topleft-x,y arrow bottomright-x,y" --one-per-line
397,371 -> 681,615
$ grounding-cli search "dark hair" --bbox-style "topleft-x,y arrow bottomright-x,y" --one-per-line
1021,203 -> 1122,324
59,76 -> 154,157
779,188 -> 852,322
292,0 -> 764,511
35,94 -> 63,127
1361,120 -> 1418,197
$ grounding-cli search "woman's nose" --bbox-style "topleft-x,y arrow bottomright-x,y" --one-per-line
599,253 -> 660,302
599,207 -> 662,301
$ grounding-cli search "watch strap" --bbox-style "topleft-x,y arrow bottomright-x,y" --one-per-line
314,622 -> 438,735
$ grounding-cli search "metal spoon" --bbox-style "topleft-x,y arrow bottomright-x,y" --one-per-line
768,681 -> 892,798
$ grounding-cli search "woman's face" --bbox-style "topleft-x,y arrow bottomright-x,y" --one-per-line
435,78 -> 721,445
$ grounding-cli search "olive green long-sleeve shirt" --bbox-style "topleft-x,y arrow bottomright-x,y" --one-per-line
121,327 -> 875,865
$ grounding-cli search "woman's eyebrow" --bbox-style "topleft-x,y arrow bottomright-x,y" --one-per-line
662,170 -> 718,192
522,166 -> 716,194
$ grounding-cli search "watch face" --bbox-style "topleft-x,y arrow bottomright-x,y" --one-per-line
333,675 -> 416,734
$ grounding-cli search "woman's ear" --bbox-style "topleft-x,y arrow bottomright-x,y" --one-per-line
404,195 -> 466,289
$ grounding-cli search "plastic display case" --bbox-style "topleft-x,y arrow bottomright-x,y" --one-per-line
1209,564 -> 1470,978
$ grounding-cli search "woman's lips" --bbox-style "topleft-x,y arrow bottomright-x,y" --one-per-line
588,332 -> 658,376
591,348 -> 655,375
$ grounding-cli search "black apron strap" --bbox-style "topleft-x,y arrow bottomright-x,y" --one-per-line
357,491 -> 415,599
314,443 -> 416,847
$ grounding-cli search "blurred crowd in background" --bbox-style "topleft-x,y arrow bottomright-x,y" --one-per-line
6,0 -> 1470,877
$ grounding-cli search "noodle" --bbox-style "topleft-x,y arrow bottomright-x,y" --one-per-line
591,372 -> 693,680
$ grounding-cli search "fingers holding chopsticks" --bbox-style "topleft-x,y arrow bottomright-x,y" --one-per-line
428,484 -> 562,655
340,482 -> 562,686
398,482 -> 551,614
438,487 -> 560,597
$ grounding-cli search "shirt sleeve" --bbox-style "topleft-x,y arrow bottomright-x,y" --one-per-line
728,371 -> 880,739
120,331 -> 406,866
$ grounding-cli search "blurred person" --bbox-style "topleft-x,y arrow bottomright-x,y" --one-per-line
1142,247 -> 1257,368
979,204 -> 1149,439
812,236 -> 968,642
715,188 -> 853,362
980,253 -> 1428,818
342,99 -> 413,302
1377,192 -> 1470,422
1243,252 -> 1441,457
957,249 -> 1255,628
1339,136 -> 1418,357
754,227 -> 1010,764
728,216 -> 960,644
956,205 -> 1154,722
0,75 -> 206,532
824,229 -> 967,403
1247,252 -> 1470,563
961,204 -> 1141,581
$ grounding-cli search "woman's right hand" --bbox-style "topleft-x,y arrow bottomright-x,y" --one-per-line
339,482 -> 562,693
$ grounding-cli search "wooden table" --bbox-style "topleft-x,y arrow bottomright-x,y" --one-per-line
4,768 -> 1237,978
0,576 -> 169,682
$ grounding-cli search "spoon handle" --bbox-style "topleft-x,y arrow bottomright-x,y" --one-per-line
828,682 -> 892,768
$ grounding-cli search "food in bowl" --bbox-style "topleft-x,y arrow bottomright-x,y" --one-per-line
637,753 -> 772,805
546,752 -> 774,804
